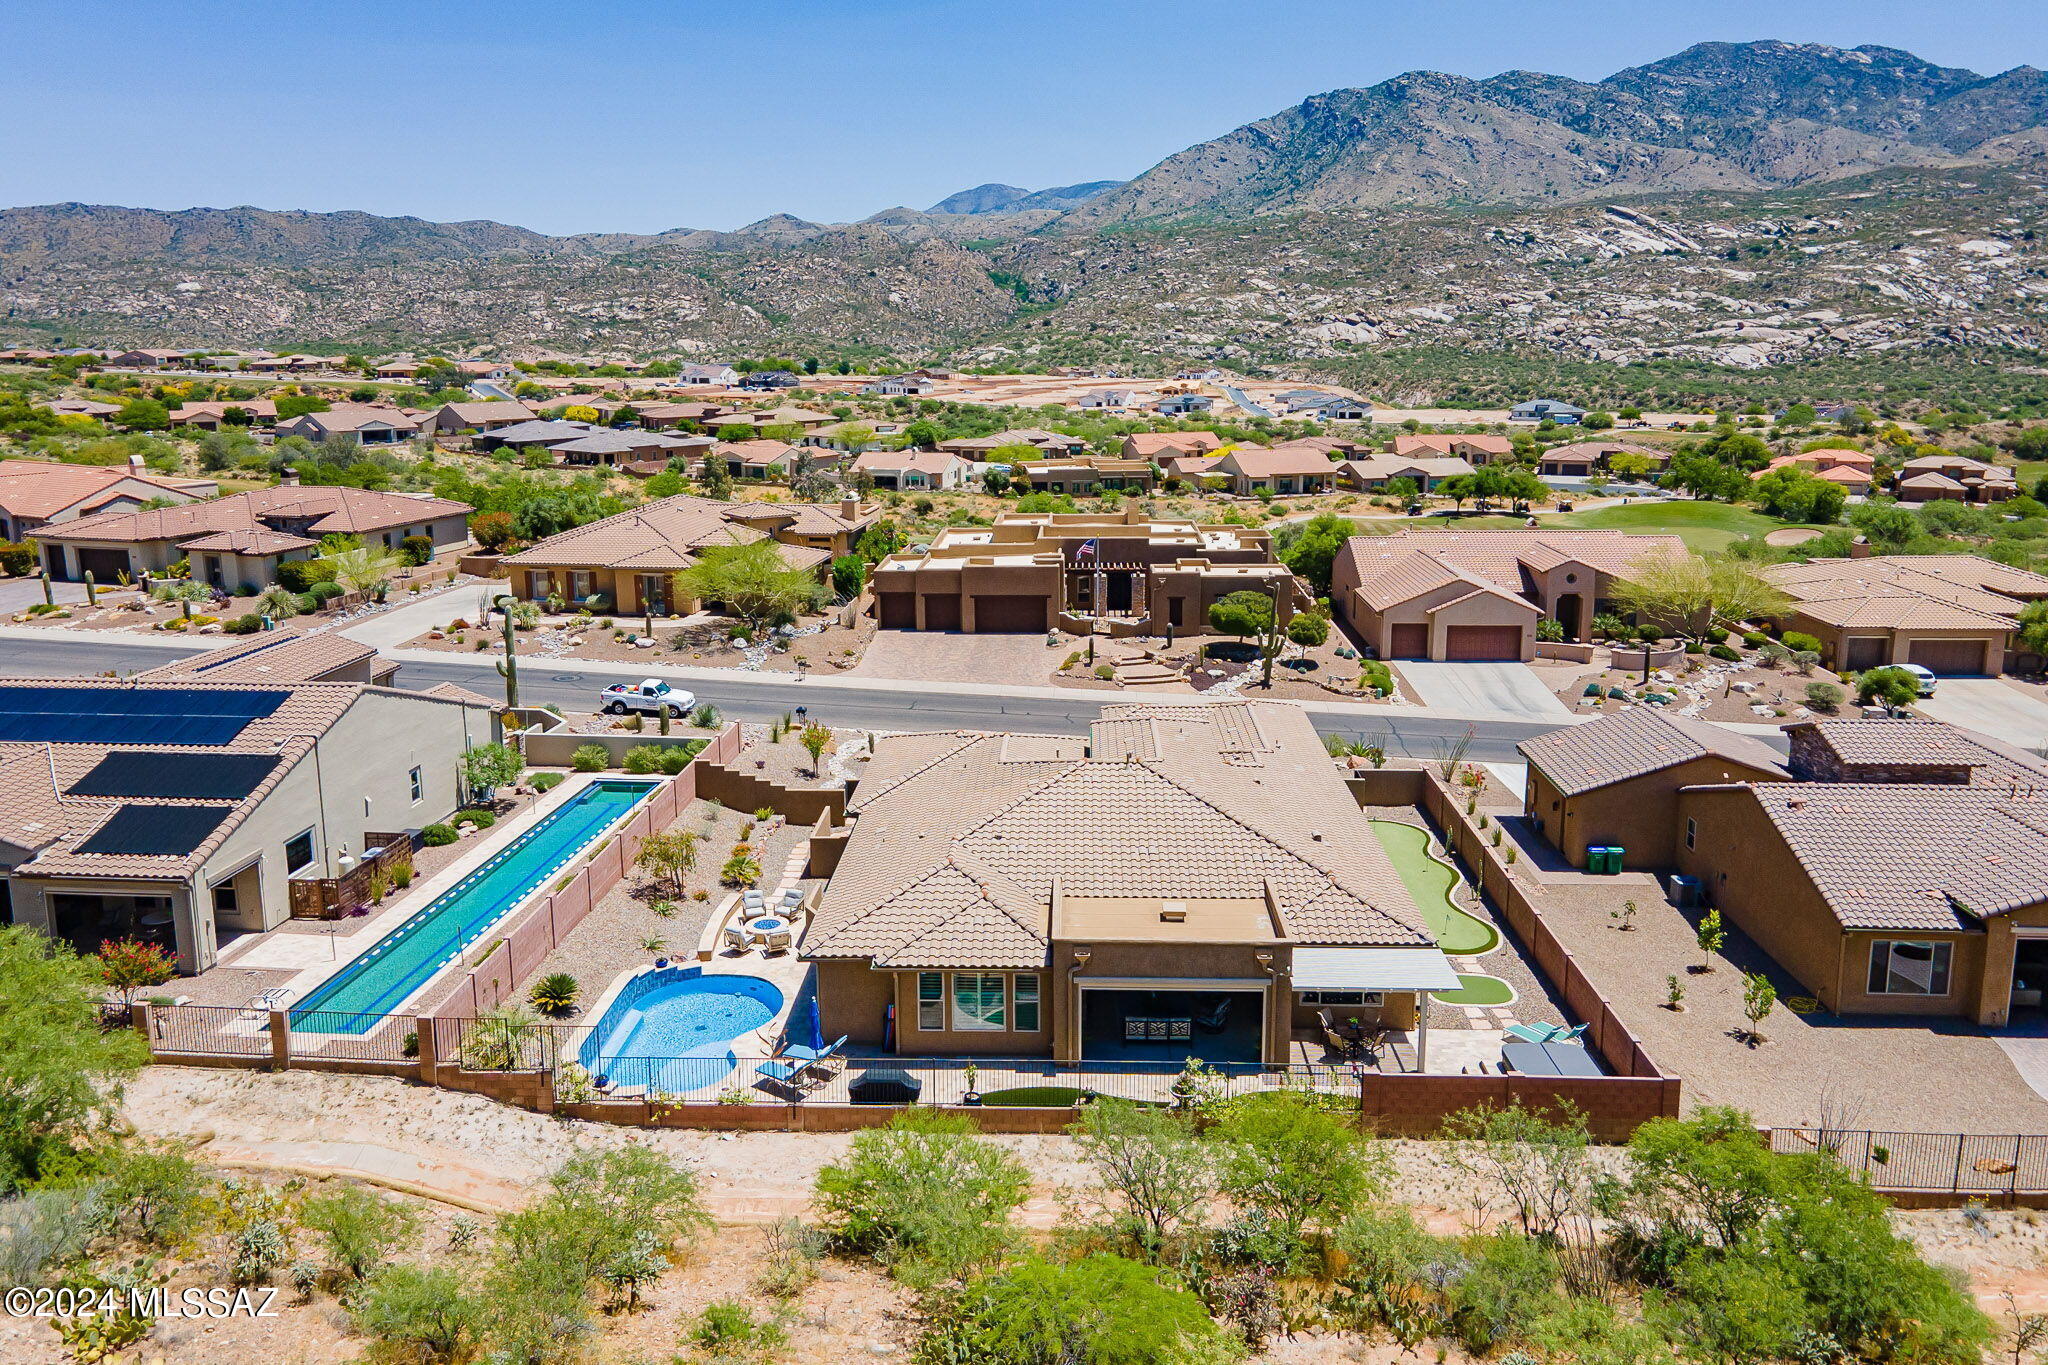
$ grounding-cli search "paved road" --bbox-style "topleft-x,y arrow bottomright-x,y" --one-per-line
0,633 -> 1576,761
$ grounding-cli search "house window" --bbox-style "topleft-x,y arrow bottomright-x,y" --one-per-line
1867,940 -> 1952,996
917,973 -> 945,1031
212,883 -> 238,913
1014,974 -> 1040,1032
284,829 -> 317,876
951,974 -> 1006,1031
1685,818 -> 1696,850
409,766 -> 423,803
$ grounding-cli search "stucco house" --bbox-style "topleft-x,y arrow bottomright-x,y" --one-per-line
422,400 -> 538,434
274,405 -> 421,447
849,449 -> 972,491
0,675 -> 497,974
1330,529 -> 1686,661
1337,454 -> 1474,492
0,458 -> 213,542
1392,434 -> 1516,464
1763,554 -> 2048,676
1211,444 -> 1338,495
803,701 -> 1459,1066
35,482 -> 472,589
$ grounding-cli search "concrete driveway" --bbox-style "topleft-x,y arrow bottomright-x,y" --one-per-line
852,629 -> 1059,688
0,577 -> 85,613
1393,660 -> 1572,721
1919,679 -> 2048,753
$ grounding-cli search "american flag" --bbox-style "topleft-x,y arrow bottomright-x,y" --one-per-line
1076,537 -> 1098,561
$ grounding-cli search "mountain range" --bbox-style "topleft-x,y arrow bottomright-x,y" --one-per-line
3,40 -> 2045,394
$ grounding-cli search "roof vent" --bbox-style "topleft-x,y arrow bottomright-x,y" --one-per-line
1787,798 -> 1807,809
1160,902 -> 1188,923
1310,830 -> 1324,841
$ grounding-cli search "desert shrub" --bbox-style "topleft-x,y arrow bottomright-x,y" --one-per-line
659,741 -> 702,774
529,972 -> 579,1016
300,1186 -> 420,1285
1071,1099 -> 1216,1261
815,1111 -> 1029,1285
621,744 -> 665,774
754,1217 -> 829,1299
1446,1231 -> 1560,1354
1742,630 -> 1767,647
571,743 -> 610,772
1094,663 -> 1116,680
224,613 -> 264,634
399,534 -> 434,566
230,1217 -> 291,1284
1805,682 -> 1845,712
919,1254 -> 1241,1365
274,557 -> 336,593
689,1299 -> 789,1358
1286,611 -> 1330,646
1709,643 -> 1740,661
1359,659 -> 1394,695
0,1186 -> 107,1286
453,807 -> 495,829
92,1144 -> 205,1245
1211,1091 -> 1385,1261
421,824 -> 456,847
1857,666 -> 1923,708
307,580 -> 344,604
1780,630 -> 1824,654
1635,624 -> 1661,643
353,1264 -> 486,1362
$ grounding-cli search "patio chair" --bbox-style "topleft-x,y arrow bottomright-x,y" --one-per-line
778,887 -> 805,911
784,1034 -> 847,1066
762,928 -> 794,956
1552,1022 -> 1589,1043
741,888 -> 767,909
722,924 -> 750,953
755,1055 -> 819,1095
1317,1009 -> 1358,1060
1503,1021 -> 1562,1045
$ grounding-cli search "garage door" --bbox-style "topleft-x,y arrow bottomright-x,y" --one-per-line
1444,625 -> 1525,661
920,594 -> 962,633
876,592 -> 915,629
1388,623 -> 1430,658
1843,636 -> 1887,672
973,594 -> 1045,633
1907,638 -> 1990,675
75,547 -> 130,581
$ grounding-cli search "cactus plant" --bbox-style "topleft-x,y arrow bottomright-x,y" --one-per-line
493,594 -> 519,708
83,571 -> 96,607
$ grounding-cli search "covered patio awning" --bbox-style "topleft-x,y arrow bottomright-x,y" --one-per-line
1292,947 -> 1462,992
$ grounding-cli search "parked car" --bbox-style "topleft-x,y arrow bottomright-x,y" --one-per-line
600,678 -> 697,715
1896,663 -> 1939,697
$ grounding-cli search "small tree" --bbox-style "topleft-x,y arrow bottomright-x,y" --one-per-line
1213,1091 -> 1385,1253
470,511 -> 515,552
459,743 -> 522,802
635,830 -> 700,898
1856,666 -> 1922,709
300,1186 -> 419,1284
1207,589 -> 1272,642
1696,908 -> 1726,972
673,539 -> 819,636
799,723 -> 833,778
1071,1099 -> 1217,1261
323,545 -> 404,600
1741,971 -> 1777,1045
97,939 -> 175,1008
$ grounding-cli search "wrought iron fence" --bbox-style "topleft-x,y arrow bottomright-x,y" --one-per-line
1770,1127 -> 2048,1197
144,1004 -> 272,1056
286,1009 -> 420,1063
445,1013 -> 563,1074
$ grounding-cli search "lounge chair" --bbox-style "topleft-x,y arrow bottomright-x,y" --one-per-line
1552,1022 -> 1589,1043
1503,1022 -> 1561,1045
243,986 -> 295,1019
755,1056 -> 818,1094
784,1034 -> 847,1065
722,924 -> 750,953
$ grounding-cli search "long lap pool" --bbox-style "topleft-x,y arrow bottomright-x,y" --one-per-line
290,779 -> 658,1032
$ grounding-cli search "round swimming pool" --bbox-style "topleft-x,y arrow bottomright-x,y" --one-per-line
578,967 -> 783,1094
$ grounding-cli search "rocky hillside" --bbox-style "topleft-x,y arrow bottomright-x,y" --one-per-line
3,42 -> 2045,400
1070,42 -> 2048,223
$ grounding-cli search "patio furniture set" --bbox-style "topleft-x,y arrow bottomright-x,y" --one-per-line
1317,1008 -> 1391,1062
755,1033 -> 848,1094
722,887 -> 807,955
1499,1021 -> 1599,1077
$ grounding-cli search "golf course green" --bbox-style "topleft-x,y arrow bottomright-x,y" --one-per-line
1369,820 -> 1499,955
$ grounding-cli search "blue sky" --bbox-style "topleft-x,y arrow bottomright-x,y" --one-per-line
2,0 -> 2043,234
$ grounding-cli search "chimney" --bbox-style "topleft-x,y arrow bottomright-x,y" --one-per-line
1849,534 -> 1872,559
839,495 -> 859,520
127,453 -> 145,472
280,467 -> 300,487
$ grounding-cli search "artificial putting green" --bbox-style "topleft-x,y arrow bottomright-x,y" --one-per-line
1369,820 -> 1501,956
1430,973 -> 1516,1007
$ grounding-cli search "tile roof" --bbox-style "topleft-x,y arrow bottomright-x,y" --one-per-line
1342,455 -> 1475,482
804,702 -> 1432,970
1519,707 -> 1790,797
1215,444 -> 1339,478
1789,718 -> 2048,790
37,484 -> 470,545
0,459 -> 203,520
1392,433 -> 1514,457
544,430 -> 698,457
1769,555 -> 2048,630
480,418 -> 605,445
1123,431 -> 1223,457
1340,529 -> 1686,614
432,401 -> 536,425
1746,783 -> 2048,930
281,404 -> 420,434
137,629 -> 378,685
501,493 -> 828,573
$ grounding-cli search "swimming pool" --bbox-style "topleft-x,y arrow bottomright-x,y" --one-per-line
577,967 -> 784,1094
290,780 -> 658,1032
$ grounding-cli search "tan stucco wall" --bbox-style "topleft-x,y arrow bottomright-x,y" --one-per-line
1528,756 -> 1792,870
1785,611 -> 2008,673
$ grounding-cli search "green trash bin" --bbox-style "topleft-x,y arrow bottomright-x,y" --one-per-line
1589,846 -> 1619,874
1609,845 -> 1626,872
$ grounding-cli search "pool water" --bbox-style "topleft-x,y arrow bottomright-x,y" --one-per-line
578,967 -> 783,1094
290,780 -> 658,1032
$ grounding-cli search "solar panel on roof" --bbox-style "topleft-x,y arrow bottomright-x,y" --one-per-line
75,804 -> 231,857
66,752 -> 280,801
0,686 -> 288,746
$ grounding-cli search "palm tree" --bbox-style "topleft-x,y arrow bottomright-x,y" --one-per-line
151,578 -> 214,621
323,546 -> 403,599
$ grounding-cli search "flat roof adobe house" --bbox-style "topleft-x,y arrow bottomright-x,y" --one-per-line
1331,529 -> 1686,661
499,494 -> 865,614
0,675 -> 496,973
1763,554 -> 2048,675
871,507 -> 1303,634
0,458 -> 214,541
803,701 -> 1455,1065
36,484 -> 472,589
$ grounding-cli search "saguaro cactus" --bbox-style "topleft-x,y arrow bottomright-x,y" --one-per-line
83,572 -> 96,607
40,568 -> 53,607
493,595 -> 519,708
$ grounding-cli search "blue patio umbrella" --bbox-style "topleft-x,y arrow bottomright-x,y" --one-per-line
805,995 -> 825,1053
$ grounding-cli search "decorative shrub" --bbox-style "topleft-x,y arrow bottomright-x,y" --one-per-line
224,614 -> 264,634
1634,624 -> 1661,643
307,581 -> 344,604
1781,631 -> 1824,655
399,535 -> 434,567
532,772 -> 565,792
529,972 -> 580,1016
571,744 -> 610,772
622,745 -> 665,774
454,808 -> 496,828
1805,681 -> 1845,712
1709,643 -> 1740,661
421,824 -> 457,846
1742,631 -> 1768,647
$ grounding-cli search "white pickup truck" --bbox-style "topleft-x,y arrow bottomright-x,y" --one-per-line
599,679 -> 697,716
